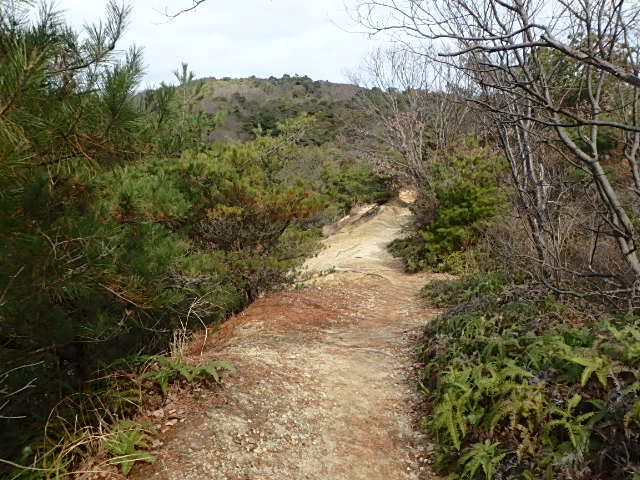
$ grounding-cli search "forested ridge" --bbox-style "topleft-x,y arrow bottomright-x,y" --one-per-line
5,0 -> 640,478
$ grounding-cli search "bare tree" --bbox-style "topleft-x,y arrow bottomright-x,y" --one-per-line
353,0 -> 640,303
347,46 -> 471,184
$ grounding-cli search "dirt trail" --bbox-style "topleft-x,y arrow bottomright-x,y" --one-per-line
132,197 -> 441,480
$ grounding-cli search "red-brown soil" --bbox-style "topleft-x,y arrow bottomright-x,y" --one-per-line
127,199 -> 443,480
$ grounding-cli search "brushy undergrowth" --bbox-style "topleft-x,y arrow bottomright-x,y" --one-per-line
390,143 -> 507,274
420,274 -> 640,479
2,355 -> 232,479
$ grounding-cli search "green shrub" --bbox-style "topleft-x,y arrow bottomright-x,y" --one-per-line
0,118 -> 331,477
420,273 -> 640,479
390,144 -> 507,273
1,132 -> 325,424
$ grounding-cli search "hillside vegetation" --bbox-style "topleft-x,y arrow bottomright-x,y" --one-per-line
196,75 -> 358,142
6,0 -> 640,478
0,3 -> 391,477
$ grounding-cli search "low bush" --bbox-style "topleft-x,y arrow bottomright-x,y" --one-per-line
420,273 -> 640,479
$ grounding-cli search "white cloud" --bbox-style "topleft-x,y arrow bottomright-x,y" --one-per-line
53,0 -> 383,86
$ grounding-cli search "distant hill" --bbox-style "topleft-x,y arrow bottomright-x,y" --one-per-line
196,75 -> 360,142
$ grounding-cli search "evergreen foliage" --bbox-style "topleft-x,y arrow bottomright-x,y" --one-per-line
140,62 -> 225,156
390,142 -> 507,273
0,133 -> 327,467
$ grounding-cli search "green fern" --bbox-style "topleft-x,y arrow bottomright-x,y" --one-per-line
419,271 -> 640,478
431,361 -> 535,451
459,440 -> 508,479
489,387 -> 545,434
436,391 -> 469,450
546,394 -> 595,458
103,420 -> 156,475
560,349 -> 629,388
137,355 -> 234,395
624,398 -> 640,437
606,323 -> 640,363
190,360 -> 234,383
518,471 -> 537,480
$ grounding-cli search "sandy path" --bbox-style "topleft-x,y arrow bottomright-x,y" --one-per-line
131,200 -> 440,480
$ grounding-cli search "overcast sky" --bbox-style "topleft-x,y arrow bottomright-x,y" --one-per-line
54,0 -> 381,88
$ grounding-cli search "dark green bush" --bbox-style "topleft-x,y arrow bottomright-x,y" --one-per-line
390,144 -> 507,273
0,138 -> 325,461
